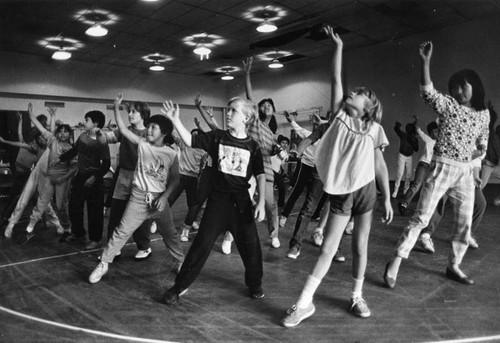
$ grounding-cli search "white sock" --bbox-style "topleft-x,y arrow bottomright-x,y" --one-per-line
297,275 -> 321,308
26,226 -> 35,233
351,277 -> 364,299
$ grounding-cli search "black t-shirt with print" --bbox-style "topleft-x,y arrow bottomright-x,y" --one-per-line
192,129 -> 264,193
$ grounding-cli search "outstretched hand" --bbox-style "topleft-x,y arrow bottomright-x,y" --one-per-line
242,56 -> 253,73
114,93 -> 123,108
419,41 -> 433,61
194,92 -> 202,107
47,106 -> 57,117
161,100 -> 179,121
323,25 -> 343,48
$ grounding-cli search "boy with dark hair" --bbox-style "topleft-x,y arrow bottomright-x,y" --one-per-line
162,97 -> 266,304
66,110 -> 110,250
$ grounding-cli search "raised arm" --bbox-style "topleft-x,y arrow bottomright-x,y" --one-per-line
0,136 -> 32,151
243,57 -> 254,102
28,103 -> 49,136
194,93 -> 219,130
16,112 -> 24,143
419,41 -> 433,86
113,93 -> 141,145
324,25 -> 344,115
47,106 -> 57,134
162,100 -> 192,147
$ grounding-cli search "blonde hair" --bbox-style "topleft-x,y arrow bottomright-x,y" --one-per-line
227,97 -> 257,126
354,87 -> 383,124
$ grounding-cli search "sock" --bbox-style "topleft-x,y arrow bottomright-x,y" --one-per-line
296,275 -> 321,308
351,277 -> 364,299
421,232 -> 430,239
26,225 -> 35,233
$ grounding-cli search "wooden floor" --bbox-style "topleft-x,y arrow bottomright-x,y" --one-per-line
1,185 -> 500,343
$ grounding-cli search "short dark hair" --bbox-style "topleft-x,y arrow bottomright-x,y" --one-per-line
126,102 -> 151,122
36,114 -> 48,125
85,110 -> 105,128
448,69 -> 486,111
277,134 -> 290,145
55,123 -> 73,136
405,123 -> 416,135
147,115 -> 174,145
426,121 -> 438,134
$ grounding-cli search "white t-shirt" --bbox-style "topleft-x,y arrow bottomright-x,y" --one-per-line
314,111 -> 389,195
133,139 -> 178,193
416,127 -> 435,164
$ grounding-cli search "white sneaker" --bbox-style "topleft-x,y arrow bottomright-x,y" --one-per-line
271,237 -> 281,248
56,226 -> 65,235
468,236 -> 479,249
279,215 -> 287,228
180,227 -> 190,242
221,239 -> 232,255
311,231 -> 323,247
494,197 -> 500,206
192,221 -> 199,230
89,262 -> 108,283
345,220 -> 354,235
4,224 -> 13,239
418,234 -> 435,254
150,222 -> 157,234
135,248 -> 152,260
282,303 -> 316,328
391,190 -> 398,198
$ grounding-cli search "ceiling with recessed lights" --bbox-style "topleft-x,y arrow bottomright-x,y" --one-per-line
1,0 -> 499,78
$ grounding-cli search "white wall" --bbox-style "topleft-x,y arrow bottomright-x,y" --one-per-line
228,16 -> 500,181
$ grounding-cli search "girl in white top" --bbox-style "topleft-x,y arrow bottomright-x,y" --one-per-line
282,26 -> 393,327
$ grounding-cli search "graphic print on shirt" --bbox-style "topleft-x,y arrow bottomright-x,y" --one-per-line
218,143 -> 250,177
138,157 -> 167,183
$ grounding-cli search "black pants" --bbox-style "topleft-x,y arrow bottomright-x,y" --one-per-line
168,174 -> 199,226
281,163 -> 315,217
69,172 -> 104,242
2,169 -> 30,223
173,191 -> 263,294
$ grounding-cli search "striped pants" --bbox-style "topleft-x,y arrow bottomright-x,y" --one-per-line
395,161 -> 474,265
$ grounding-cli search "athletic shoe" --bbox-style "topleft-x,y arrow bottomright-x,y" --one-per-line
163,287 -> 180,305
333,249 -> 346,262
345,221 -> 354,235
134,248 -> 152,260
398,202 -> 407,216
418,234 -> 435,254
180,226 -> 190,242
468,236 -> 479,249
271,237 -> 281,248
250,288 -> 265,299
279,215 -> 287,228
286,246 -> 301,259
192,221 -> 199,230
493,196 -> 500,206
311,231 -> 323,247
4,224 -> 13,239
89,262 -> 108,284
282,303 -> 316,328
150,221 -> 157,234
84,240 -> 100,250
221,238 -> 232,255
350,297 -> 371,318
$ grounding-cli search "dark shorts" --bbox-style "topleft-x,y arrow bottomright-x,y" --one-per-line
328,180 -> 377,216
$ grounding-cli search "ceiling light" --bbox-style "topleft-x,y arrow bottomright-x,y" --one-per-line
86,23 -> 108,37
52,48 -> 71,60
193,43 -> 211,60
221,72 -> 234,81
257,17 -> 277,33
268,58 -> 283,69
149,62 -> 164,71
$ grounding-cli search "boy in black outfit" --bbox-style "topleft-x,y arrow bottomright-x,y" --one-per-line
161,98 -> 266,304
66,111 -> 110,249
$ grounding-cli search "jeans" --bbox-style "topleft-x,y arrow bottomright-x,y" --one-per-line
29,174 -> 71,230
101,187 -> 184,263
107,168 -> 151,250
69,172 -> 104,242
173,191 -> 263,294
401,161 -> 430,206
281,163 -> 315,217
289,168 -> 324,248
168,174 -> 199,226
